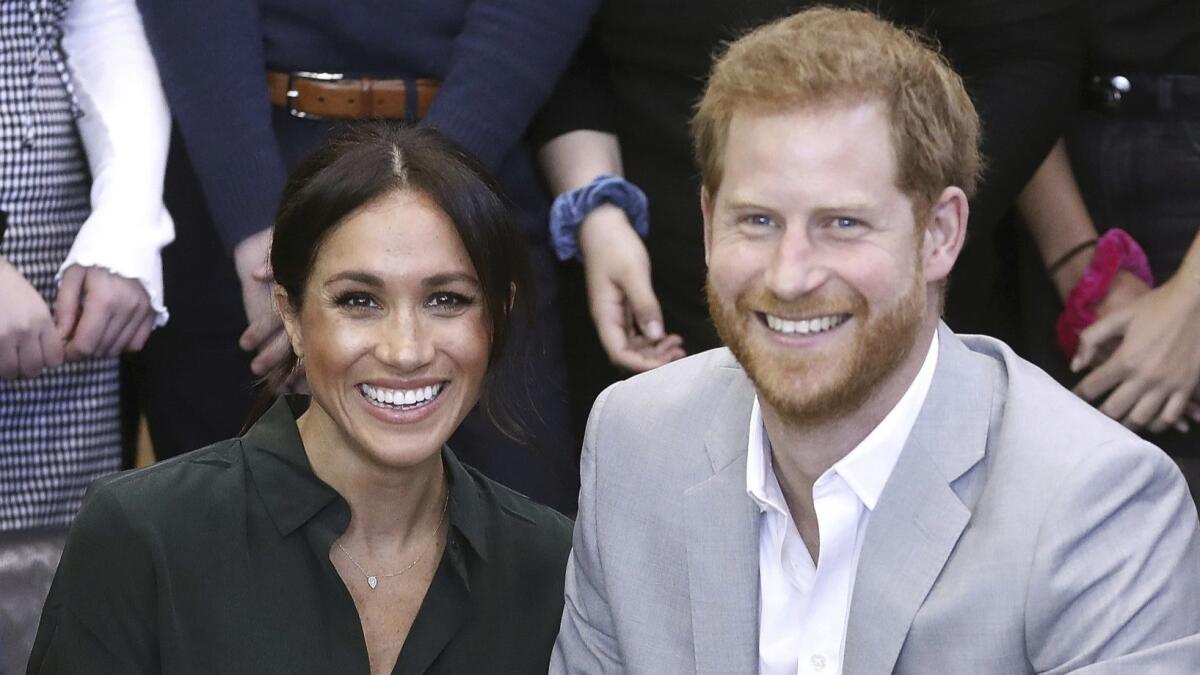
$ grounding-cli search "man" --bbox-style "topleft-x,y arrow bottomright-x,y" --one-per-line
551,8 -> 1200,674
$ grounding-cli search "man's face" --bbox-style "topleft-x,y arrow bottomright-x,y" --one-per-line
703,102 -> 937,426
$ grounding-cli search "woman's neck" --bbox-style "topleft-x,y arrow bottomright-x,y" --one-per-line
298,408 -> 448,549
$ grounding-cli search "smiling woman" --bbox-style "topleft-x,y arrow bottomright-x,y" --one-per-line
28,125 -> 574,675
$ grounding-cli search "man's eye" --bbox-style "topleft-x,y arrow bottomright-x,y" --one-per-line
335,292 -> 379,310
831,216 -> 862,229
742,214 -> 775,227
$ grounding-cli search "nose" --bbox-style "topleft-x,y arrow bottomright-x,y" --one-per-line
763,227 -> 831,300
375,308 -> 434,372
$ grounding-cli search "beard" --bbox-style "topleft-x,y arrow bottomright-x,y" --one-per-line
707,267 -> 926,428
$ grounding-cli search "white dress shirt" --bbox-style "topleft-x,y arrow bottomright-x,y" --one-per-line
57,0 -> 174,325
747,333 -> 939,675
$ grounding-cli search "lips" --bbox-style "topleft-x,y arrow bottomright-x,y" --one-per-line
359,382 -> 444,409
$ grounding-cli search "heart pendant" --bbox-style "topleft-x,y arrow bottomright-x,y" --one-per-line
367,576 -> 378,589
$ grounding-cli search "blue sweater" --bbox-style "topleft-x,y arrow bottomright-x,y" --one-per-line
136,0 -> 599,249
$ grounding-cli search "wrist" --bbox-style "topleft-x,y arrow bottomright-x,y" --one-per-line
549,176 -> 649,262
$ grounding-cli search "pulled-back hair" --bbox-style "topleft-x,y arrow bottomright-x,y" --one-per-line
251,123 -> 534,436
692,7 -> 982,216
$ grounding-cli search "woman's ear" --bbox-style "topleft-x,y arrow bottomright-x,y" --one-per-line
273,286 -> 304,359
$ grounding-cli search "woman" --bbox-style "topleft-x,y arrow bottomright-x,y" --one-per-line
29,125 -> 574,674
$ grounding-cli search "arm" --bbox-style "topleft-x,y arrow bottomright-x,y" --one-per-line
1016,139 -> 1149,310
551,386 -> 624,673
420,0 -> 601,171
28,482 -> 160,673
54,0 -> 174,359
1025,442 -> 1200,672
134,0 -> 291,377
539,131 -> 684,372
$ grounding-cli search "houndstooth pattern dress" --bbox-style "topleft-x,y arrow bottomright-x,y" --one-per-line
0,0 -> 121,531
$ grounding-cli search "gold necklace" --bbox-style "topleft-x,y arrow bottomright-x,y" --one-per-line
336,490 -> 450,590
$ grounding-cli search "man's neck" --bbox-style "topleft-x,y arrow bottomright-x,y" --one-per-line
762,322 -> 937,554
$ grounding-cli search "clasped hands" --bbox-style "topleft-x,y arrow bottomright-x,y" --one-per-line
1071,269 -> 1200,434
0,258 -> 156,379
579,204 -> 685,372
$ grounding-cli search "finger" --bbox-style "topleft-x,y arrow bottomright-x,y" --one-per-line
105,314 -> 144,357
0,339 -> 18,379
53,265 -> 85,339
65,305 -> 113,361
252,265 -> 273,283
94,306 -> 130,358
1149,391 -> 1190,435
239,309 -> 283,352
1121,389 -> 1166,431
1073,356 -> 1128,402
16,332 -> 47,379
126,316 -> 155,352
251,330 -> 292,377
620,272 -> 666,341
39,321 -> 64,370
1072,306 -> 1133,373
1097,379 -> 1144,424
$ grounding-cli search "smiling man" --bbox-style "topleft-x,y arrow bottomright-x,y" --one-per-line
550,8 -> 1200,674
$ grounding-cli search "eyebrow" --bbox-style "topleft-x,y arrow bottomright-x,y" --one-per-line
322,270 -> 480,289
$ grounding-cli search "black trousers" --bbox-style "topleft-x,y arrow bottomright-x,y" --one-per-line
124,129 -> 580,515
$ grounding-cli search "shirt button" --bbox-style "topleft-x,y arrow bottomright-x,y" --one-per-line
811,654 -> 827,671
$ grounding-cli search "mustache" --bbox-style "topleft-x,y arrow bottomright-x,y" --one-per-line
733,287 -> 867,319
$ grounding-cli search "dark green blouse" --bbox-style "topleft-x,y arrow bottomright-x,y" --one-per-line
28,397 -> 574,674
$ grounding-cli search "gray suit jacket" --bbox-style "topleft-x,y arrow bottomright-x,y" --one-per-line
552,325 -> 1200,674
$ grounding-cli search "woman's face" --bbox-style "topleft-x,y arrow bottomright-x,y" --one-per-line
281,190 -> 491,472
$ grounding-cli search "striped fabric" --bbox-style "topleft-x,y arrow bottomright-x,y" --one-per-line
0,0 -> 121,531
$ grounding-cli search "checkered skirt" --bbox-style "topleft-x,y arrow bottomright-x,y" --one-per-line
0,0 -> 121,531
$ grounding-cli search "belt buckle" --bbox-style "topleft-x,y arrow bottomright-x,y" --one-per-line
286,71 -> 345,119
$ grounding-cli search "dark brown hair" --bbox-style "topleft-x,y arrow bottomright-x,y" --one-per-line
246,123 -> 534,435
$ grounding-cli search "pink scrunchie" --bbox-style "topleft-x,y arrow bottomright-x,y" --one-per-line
1056,228 -> 1154,358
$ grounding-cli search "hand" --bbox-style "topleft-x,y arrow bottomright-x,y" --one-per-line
1072,273 -> 1200,434
55,264 -> 156,360
578,204 -> 685,372
0,258 -> 64,378
234,228 -> 290,380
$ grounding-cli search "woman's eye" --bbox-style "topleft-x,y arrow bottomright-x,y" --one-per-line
427,292 -> 475,312
335,292 -> 380,311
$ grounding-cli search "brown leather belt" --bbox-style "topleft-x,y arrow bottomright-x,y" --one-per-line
267,70 -> 439,121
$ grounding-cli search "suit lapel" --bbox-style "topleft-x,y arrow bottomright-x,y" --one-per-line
685,363 -> 760,674
843,326 -> 997,675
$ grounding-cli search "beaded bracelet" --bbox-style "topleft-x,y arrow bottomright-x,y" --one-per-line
549,175 -> 649,262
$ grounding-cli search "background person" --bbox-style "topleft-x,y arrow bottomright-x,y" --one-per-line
0,0 -> 171,671
30,125 -> 573,674
127,0 -> 599,513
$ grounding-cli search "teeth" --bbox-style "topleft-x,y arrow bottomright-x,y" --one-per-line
764,313 -> 846,335
360,383 -> 443,409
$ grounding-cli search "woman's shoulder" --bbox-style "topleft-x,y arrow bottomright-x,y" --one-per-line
449,456 -> 574,565
81,437 -> 249,534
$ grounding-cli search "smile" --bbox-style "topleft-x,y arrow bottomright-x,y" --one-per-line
761,312 -> 849,336
358,382 -> 444,411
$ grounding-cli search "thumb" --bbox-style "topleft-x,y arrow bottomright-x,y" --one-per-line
1072,304 -> 1132,372
54,265 -> 86,339
618,267 -> 665,340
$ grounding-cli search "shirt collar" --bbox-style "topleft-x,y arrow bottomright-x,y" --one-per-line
745,332 -> 940,512
242,396 -> 491,578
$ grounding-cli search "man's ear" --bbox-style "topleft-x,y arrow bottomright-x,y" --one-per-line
273,286 -> 304,359
701,186 -> 714,266
922,186 -> 968,284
